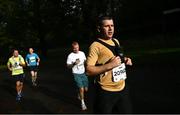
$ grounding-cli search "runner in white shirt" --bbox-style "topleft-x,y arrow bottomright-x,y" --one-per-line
66,41 -> 88,111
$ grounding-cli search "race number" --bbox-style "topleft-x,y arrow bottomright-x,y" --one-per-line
112,63 -> 127,82
30,56 -> 36,62
14,62 -> 22,70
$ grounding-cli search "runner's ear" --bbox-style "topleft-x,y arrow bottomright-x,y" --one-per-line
97,26 -> 101,33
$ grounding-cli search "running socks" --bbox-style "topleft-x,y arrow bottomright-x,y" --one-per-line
81,99 -> 85,105
81,99 -> 87,110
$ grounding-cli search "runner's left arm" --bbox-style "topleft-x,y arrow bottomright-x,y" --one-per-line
36,54 -> 40,66
25,55 -> 29,66
19,56 -> 26,67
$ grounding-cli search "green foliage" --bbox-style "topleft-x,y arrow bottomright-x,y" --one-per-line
0,0 -> 179,54
0,0 -> 125,49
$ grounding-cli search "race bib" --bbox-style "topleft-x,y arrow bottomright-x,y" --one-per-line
14,66 -> 22,70
77,64 -> 83,70
14,62 -> 22,70
112,63 -> 127,82
30,56 -> 36,62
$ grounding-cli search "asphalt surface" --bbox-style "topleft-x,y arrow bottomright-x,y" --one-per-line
0,49 -> 180,114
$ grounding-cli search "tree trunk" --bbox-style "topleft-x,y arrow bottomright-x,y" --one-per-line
33,0 -> 47,58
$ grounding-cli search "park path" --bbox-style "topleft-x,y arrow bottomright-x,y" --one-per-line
0,49 -> 93,114
0,49 -> 180,114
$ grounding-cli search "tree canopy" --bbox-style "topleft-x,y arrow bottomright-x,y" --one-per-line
0,0 -> 179,59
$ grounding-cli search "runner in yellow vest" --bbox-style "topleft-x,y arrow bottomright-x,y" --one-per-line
7,49 -> 26,101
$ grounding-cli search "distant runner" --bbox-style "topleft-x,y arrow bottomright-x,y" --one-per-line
66,41 -> 89,111
7,49 -> 26,101
26,48 -> 40,86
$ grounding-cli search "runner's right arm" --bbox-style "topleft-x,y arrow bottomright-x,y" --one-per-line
7,60 -> 12,71
67,63 -> 75,69
86,56 -> 121,76
67,59 -> 80,69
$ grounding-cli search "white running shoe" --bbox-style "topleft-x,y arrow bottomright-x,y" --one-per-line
32,82 -> 37,86
81,103 -> 87,110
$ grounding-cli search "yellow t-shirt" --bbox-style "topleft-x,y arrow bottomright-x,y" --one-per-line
7,55 -> 25,76
86,38 -> 125,92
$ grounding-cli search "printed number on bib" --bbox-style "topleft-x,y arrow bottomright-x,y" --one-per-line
14,62 -> 22,70
30,56 -> 36,62
112,63 -> 127,82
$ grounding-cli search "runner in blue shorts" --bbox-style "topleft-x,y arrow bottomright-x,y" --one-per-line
73,73 -> 88,89
67,41 -> 89,111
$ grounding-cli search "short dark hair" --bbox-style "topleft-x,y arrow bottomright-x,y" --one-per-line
12,48 -> 18,53
97,14 -> 113,27
72,41 -> 79,47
